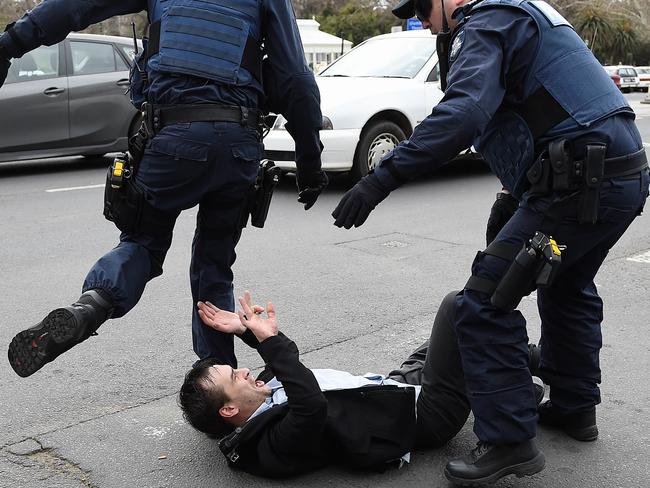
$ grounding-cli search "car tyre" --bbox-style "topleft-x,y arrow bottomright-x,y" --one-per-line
351,120 -> 406,181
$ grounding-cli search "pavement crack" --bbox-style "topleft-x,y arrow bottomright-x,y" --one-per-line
299,308 -> 439,357
28,448 -> 98,488
1,438 -> 97,487
1,392 -> 175,451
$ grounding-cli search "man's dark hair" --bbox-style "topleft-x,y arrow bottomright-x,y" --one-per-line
179,358 -> 234,438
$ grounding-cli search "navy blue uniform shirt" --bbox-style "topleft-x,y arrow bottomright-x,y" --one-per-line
372,7 -> 641,191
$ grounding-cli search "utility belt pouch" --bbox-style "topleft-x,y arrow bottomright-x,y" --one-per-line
549,139 -> 570,191
526,156 -> 551,195
580,144 -> 606,224
103,153 -> 143,234
141,102 -> 160,139
249,160 -> 282,228
490,232 -> 564,312
128,125 -> 148,166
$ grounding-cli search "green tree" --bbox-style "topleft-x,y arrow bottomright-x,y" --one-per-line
574,2 -> 613,57
608,19 -> 637,64
317,1 -> 398,46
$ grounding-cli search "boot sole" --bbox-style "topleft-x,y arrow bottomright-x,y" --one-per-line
8,309 -> 80,377
444,452 -> 546,486
566,425 -> 599,442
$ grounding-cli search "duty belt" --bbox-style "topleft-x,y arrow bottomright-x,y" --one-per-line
526,141 -> 648,223
141,102 -> 262,137
527,142 -> 648,194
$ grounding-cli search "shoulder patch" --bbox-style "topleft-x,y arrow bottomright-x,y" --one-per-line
450,30 -> 465,62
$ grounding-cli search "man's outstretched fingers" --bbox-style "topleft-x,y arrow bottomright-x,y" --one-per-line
266,302 -> 275,320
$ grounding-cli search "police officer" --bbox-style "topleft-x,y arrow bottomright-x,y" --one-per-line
332,0 -> 648,485
3,0 -> 327,377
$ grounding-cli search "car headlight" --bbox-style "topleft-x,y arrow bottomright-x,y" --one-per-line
272,115 -> 333,130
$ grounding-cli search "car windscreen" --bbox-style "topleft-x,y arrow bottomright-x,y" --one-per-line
320,36 -> 436,79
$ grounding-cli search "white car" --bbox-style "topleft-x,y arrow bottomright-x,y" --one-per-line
263,29 -> 445,180
603,65 -> 640,92
636,66 -> 650,89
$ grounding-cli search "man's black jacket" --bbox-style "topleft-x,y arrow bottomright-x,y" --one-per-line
218,332 -> 417,477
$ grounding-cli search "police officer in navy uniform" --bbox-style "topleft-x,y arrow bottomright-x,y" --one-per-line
1,1 -> 327,376
333,0 -> 648,484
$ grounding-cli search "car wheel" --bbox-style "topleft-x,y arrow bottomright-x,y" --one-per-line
351,120 -> 406,181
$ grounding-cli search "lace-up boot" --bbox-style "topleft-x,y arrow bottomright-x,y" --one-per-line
444,439 -> 545,486
8,290 -> 113,377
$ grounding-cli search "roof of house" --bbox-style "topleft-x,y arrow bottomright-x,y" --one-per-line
297,19 -> 353,48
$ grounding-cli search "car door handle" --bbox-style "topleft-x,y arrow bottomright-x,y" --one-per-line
43,87 -> 65,96
116,79 -> 130,86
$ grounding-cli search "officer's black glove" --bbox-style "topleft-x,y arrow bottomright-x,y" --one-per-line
297,169 -> 328,211
486,191 -> 519,246
332,173 -> 389,229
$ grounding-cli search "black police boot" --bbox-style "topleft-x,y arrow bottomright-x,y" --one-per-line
538,401 -> 598,441
8,290 -> 113,377
444,440 -> 545,486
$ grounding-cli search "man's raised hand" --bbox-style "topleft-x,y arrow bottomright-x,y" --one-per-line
197,301 -> 246,335
238,293 -> 278,342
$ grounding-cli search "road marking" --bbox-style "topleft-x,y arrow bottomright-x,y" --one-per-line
46,184 -> 104,193
627,250 -> 650,263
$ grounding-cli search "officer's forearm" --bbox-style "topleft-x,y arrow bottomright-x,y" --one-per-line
373,99 -> 489,190
282,74 -> 324,173
1,0 -> 145,58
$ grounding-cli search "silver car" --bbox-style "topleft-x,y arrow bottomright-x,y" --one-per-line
0,33 -> 141,163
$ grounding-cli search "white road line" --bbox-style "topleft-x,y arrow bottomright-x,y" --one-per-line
46,184 -> 104,193
627,250 -> 650,263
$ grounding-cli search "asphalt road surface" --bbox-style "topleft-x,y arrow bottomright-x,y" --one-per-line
1,93 -> 649,488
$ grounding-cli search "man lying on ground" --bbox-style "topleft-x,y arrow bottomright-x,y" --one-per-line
178,291 -> 543,480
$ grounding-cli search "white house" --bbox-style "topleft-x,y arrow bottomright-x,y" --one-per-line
297,19 -> 353,73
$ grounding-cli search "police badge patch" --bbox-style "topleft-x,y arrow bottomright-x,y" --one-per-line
449,30 -> 465,62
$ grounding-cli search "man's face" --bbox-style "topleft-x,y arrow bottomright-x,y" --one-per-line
416,0 -> 462,34
206,365 -> 271,422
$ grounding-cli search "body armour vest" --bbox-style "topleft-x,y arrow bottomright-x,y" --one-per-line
145,0 -> 262,87
460,0 -> 631,197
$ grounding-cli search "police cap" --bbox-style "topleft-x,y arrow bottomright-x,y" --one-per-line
392,0 -> 415,19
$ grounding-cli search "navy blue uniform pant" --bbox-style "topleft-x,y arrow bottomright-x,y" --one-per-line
82,121 -> 262,367
456,169 -> 649,444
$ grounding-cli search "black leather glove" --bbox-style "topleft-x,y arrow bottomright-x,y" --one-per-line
297,169 -> 328,211
486,191 -> 519,246
332,173 -> 389,229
